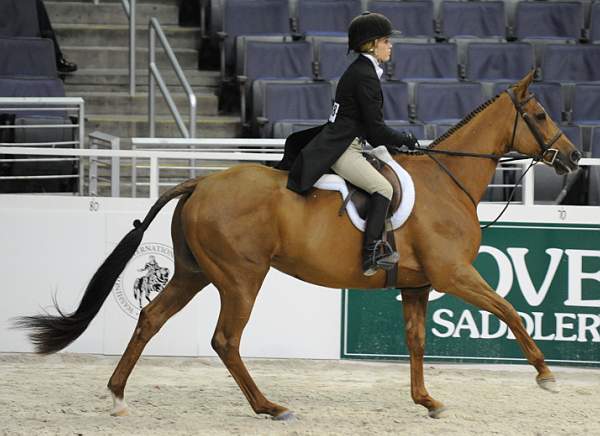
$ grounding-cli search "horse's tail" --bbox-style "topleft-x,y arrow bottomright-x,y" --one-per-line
14,178 -> 200,354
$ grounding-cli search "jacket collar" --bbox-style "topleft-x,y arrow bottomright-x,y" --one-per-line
360,53 -> 383,80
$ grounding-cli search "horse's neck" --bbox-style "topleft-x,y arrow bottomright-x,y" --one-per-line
432,95 -> 514,205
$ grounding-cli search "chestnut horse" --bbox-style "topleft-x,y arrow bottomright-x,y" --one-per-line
17,72 -> 581,420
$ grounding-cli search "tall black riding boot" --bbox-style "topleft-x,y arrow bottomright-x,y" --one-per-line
362,193 -> 399,276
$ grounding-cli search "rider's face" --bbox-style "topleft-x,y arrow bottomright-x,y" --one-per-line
373,37 -> 392,63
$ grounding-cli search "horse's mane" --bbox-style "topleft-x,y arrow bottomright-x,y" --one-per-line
391,91 -> 503,156
429,92 -> 502,148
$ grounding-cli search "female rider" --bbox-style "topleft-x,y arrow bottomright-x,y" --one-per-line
277,12 -> 418,276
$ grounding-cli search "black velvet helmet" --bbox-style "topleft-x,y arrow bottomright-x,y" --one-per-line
348,12 -> 399,52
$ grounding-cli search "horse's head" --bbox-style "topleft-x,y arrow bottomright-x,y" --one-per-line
507,71 -> 581,175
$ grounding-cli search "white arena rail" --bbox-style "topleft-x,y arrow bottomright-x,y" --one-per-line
1,143 -> 598,204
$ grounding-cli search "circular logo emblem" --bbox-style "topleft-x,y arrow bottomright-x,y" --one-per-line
113,242 -> 174,319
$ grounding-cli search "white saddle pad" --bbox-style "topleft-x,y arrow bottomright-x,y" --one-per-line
314,146 -> 416,232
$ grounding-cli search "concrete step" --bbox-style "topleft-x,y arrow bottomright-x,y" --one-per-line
55,24 -> 202,50
62,68 -> 219,90
62,46 -> 198,70
47,1 -> 179,25
86,114 -> 241,138
70,91 -> 218,116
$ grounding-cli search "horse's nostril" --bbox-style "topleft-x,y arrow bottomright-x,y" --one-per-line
570,150 -> 582,163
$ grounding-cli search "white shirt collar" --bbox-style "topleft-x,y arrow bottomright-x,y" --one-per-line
361,53 -> 383,80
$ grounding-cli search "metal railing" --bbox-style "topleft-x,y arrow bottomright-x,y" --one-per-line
0,97 -> 85,194
148,17 -> 197,138
93,0 -> 136,96
89,132 -> 121,197
1,141 -> 598,204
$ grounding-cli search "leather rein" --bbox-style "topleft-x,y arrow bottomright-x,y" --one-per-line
394,88 -> 565,228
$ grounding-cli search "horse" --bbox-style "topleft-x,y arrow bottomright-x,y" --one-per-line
16,71 -> 581,420
133,267 -> 170,309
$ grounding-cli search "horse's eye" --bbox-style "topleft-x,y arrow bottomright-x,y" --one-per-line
535,112 -> 546,121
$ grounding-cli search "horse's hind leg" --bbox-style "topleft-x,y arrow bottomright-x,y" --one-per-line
107,271 -> 208,416
209,268 -> 292,420
401,287 -> 446,418
107,195 -> 208,416
435,264 -> 557,391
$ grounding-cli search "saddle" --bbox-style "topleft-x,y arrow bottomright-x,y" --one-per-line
337,152 -> 403,289
338,153 -> 403,220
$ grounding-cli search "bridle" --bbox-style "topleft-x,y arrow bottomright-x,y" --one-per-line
505,87 -> 563,167
397,88 -> 568,228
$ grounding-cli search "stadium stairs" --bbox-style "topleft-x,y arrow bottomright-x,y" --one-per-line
46,0 -> 241,195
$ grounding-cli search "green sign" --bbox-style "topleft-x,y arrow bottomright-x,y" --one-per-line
342,223 -> 600,366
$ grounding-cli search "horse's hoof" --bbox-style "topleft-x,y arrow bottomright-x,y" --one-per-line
272,410 -> 296,421
110,394 -> 129,417
537,376 -> 560,393
428,407 -> 447,419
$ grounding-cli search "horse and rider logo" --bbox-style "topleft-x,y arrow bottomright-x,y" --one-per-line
112,243 -> 173,319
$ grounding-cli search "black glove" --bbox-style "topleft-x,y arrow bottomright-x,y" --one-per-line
399,131 -> 420,150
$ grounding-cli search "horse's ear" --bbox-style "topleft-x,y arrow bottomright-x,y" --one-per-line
513,70 -> 536,98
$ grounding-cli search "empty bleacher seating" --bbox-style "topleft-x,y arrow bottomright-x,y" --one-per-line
381,80 -> 409,121
492,81 -> 564,122
440,1 -> 505,39
466,42 -> 534,81
592,126 -> 600,157
369,0 -> 435,38
295,0 -> 361,35
591,1 -> 600,42
541,44 -> 600,82
415,81 -> 484,124
218,0 -> 290,77
252,79 -> 332,136
0,37 -> 57,77
390,42 -> 458,81
514,1 -> 584,41
572,83 -> 600,125
311,37 -> 356,80
0,0 -> 39,38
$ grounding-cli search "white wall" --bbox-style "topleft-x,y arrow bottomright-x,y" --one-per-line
0,195 -> 341,359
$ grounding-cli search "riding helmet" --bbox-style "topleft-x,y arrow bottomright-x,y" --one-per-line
348,12 -> 399,52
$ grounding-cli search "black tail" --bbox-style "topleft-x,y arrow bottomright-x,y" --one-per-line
13,179 -> 199,354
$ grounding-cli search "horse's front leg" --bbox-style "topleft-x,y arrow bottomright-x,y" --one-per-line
401,287 -> 446,418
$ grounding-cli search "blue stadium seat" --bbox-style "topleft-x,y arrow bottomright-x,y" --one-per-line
0,0 -> 39,38
0,76 -> 65,97
492,81 -> 564,122
572,84 -> 600,125
591,1 -> 600,42
273,119 -> 326,138
390,43 -> 458,81
252,79 -> 333,137
440,1 -> 505,39
239,39 -> 313,81
415,81 -> 484,123
311,37 -> 357,80
0,37 -> 57,77
219,0 -> 290,76
369,0 -> 435,38
296,0 -> 362,35
381,81 -> 409,121
559,124 -> 583,152
386,121 -> 426,139
591,126 -> 600,157
514,1 -> 583,41
541,44 -> 600,82
466,42 -> 534,81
